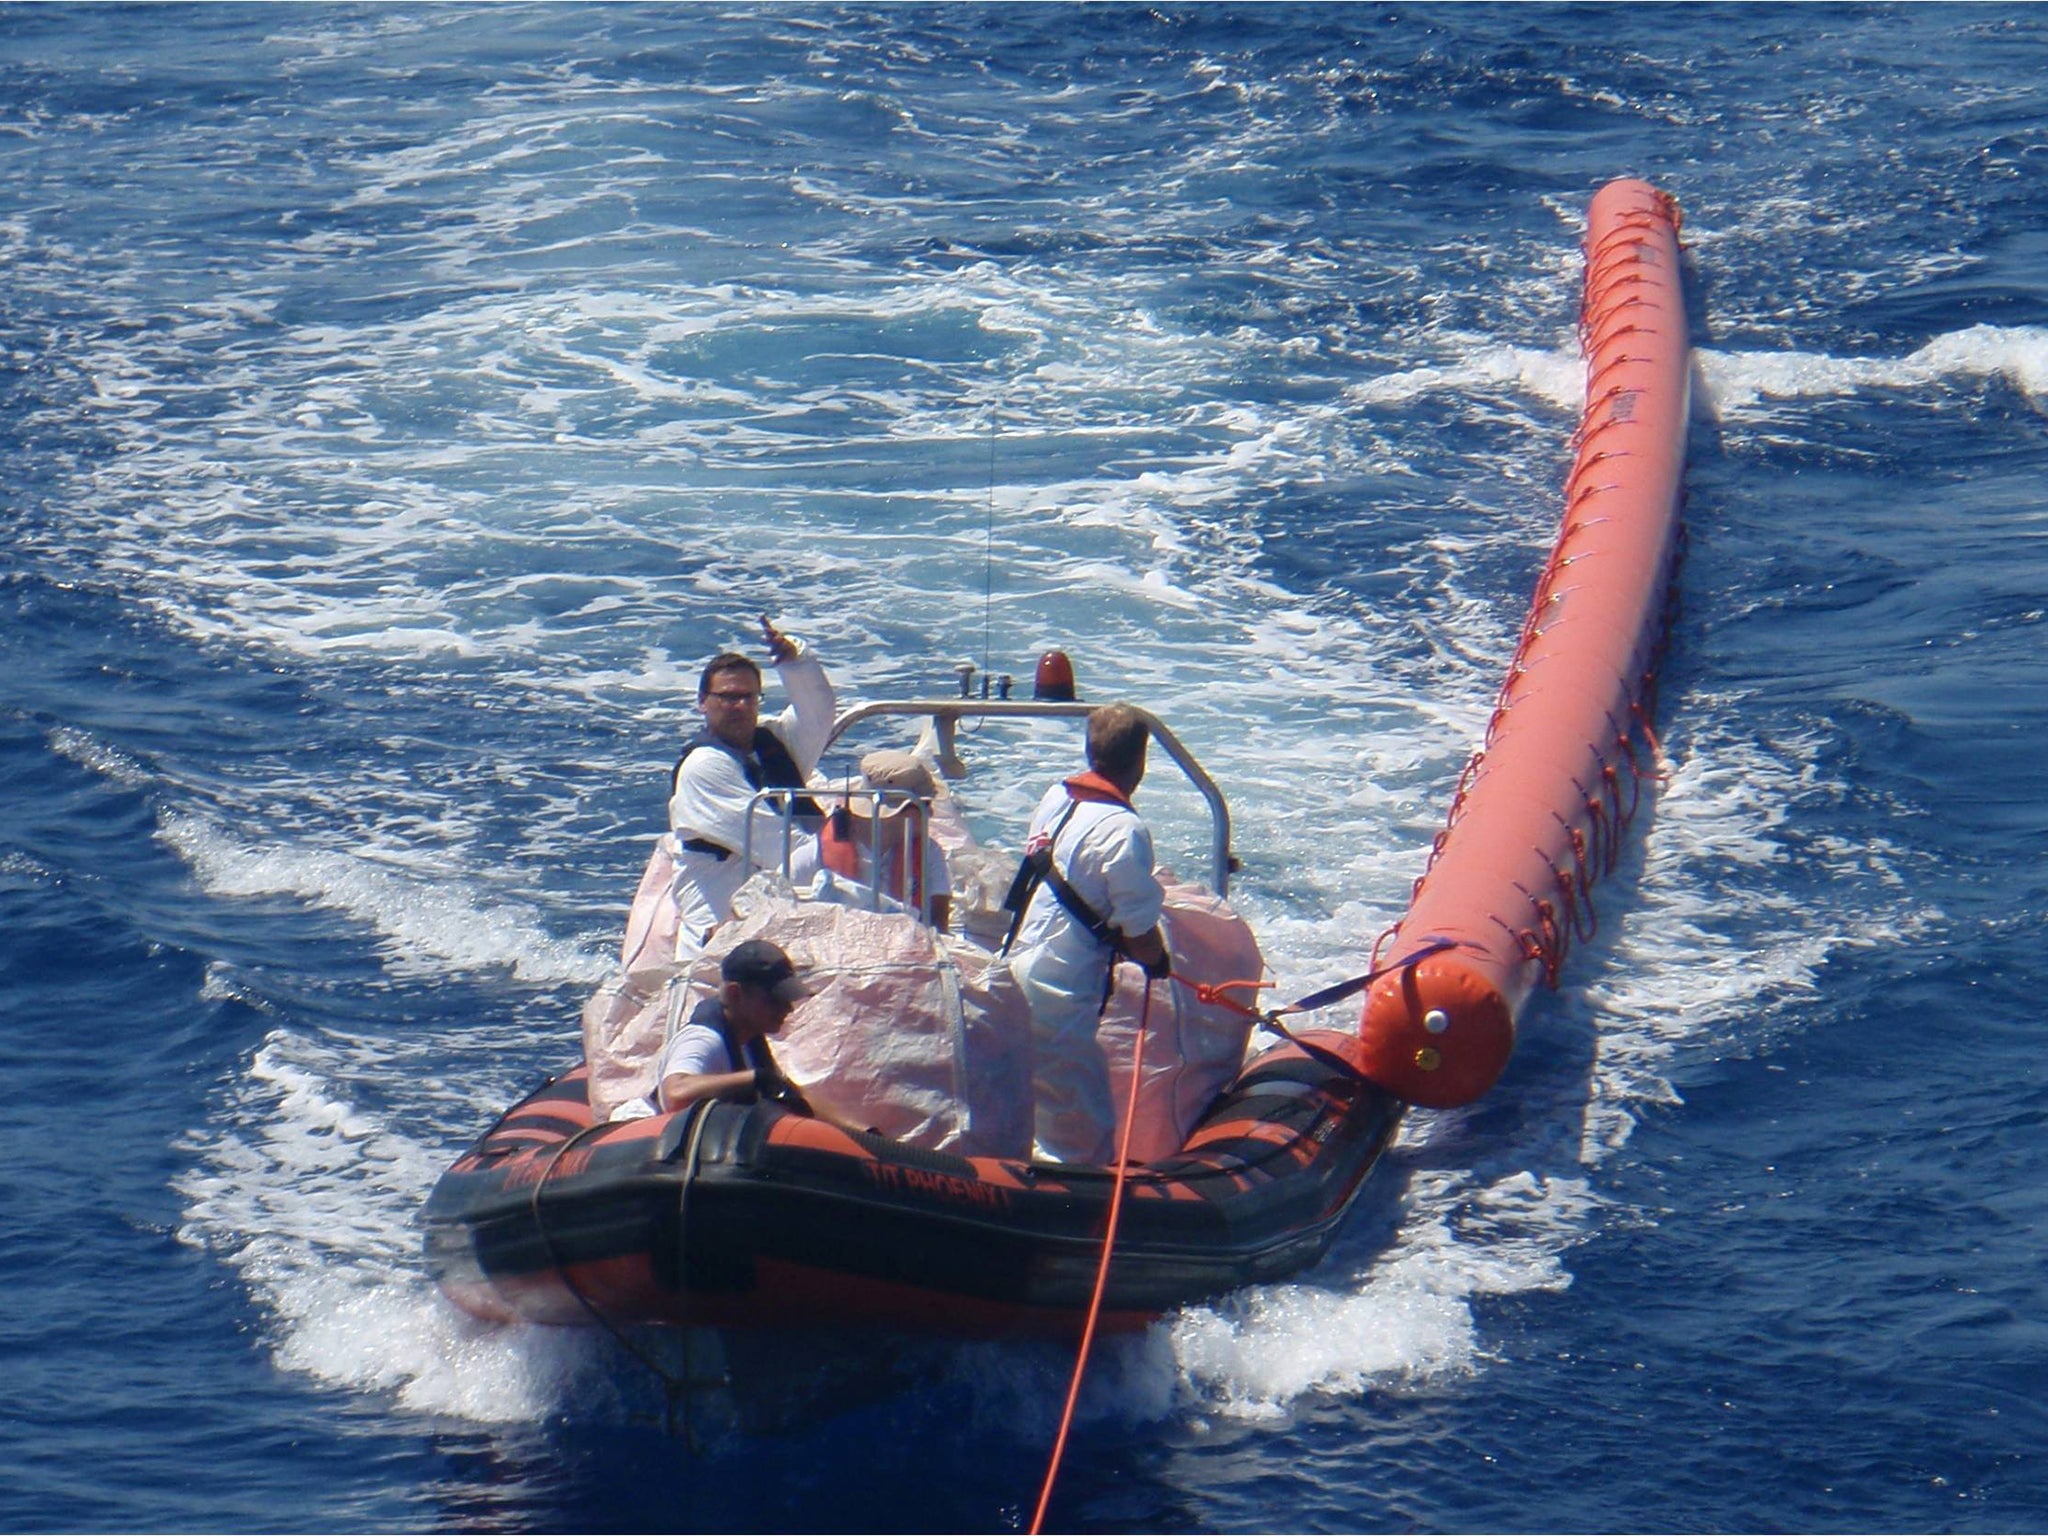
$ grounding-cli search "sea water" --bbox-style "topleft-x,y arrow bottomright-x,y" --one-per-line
3,5 -> 2045,1531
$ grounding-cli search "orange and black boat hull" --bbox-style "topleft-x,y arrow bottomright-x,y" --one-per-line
424,1035 -> 1402,1336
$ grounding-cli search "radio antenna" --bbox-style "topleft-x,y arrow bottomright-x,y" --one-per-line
982,415 -> 997,677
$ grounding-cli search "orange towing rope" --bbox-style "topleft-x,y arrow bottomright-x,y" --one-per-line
1355,178 -> 1690,1108
1030,981 -> 1155,1534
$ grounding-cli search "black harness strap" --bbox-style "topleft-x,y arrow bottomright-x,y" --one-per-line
999,801 -> 1121,956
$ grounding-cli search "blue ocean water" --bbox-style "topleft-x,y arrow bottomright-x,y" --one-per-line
3,3 -> 2045,1530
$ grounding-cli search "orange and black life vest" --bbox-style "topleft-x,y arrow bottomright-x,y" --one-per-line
817,797 -> 929,913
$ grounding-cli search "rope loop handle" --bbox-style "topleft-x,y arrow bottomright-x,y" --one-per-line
1614,728 -> 1648,821
1631,701 -> 1670,781
1583,791 -> 1611,877
1601,762 -> 1629,843
1530,897 -> 1567,988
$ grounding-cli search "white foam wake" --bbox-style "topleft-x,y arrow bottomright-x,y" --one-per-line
155,808 -> 608,986
1348,340 -> 1584,412
1341,324 -> 2048,419
1144,706 -> 1938,1422
1699,323 -> 2048,412
1165,1164 -> 1592,1420
173,1025 -> 612,1423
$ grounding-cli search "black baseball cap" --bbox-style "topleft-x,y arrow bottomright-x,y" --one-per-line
721,939 -> 813,1005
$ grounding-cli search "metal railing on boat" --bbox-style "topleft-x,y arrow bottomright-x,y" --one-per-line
822,697 -> 1234,896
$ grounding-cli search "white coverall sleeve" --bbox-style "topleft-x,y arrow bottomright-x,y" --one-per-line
1097,818 -> 1164,938
763,641 -> 836,778
786,836 -> 823,888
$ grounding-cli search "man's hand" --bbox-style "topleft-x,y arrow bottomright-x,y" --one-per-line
1123,925 -> 1172,981
760,615 -> 799,664
753,1063 -> 813,1114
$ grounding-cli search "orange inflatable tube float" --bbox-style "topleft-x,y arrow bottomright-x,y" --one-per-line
1355,179 -> 1689,1108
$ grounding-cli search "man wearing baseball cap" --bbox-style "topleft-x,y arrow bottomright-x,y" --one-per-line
655,939 -> 817,1115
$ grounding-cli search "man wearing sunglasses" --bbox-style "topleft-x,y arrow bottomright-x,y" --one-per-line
668,616 -> 837,955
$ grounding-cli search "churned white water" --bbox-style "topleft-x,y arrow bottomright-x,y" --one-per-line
150,305 -> 1938,1426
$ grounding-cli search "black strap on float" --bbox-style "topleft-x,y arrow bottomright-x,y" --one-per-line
1185,937 -> 1461,1088
1282,937 -> 1459,1014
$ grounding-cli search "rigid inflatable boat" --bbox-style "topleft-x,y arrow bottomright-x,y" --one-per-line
426,1035 -> 1404,1333
424,179 -> 1690,1337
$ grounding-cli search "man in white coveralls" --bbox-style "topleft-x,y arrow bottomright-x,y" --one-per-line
1007,703 -> 1173,1164
668,617 -> 836,954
